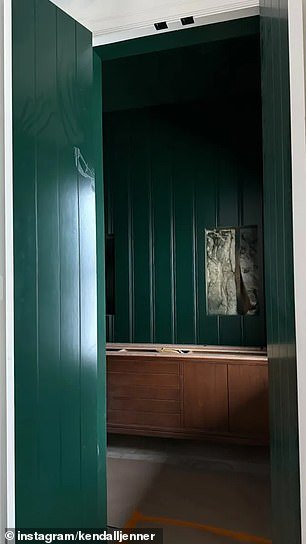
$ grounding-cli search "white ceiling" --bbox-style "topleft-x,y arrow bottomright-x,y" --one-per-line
51,0 -> 259,45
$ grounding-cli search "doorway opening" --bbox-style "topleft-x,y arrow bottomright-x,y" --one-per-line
98,16 -> 271,543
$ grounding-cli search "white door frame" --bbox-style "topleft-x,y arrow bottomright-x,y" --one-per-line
0,0 -> 15,536
1,0 -> 305,540
288,1 -> 306,542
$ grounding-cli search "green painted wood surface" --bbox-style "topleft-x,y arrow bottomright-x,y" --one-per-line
260,2 -> 301,542
13,0 -> 106,527
102,34 -> 261,113
94,50 -> 108,528
104,97 -> 266,346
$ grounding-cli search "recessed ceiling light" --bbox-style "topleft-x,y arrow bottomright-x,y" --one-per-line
154,21 -> 168,31
181,16 -> 195,26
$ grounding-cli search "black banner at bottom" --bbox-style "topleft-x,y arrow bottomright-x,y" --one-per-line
5,529 -> 163,544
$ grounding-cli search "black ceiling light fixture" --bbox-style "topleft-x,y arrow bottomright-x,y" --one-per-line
154,21 -> 168,30
181,16 -> 195,25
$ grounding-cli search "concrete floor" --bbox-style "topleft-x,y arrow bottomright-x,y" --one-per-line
107,435 -> 272,544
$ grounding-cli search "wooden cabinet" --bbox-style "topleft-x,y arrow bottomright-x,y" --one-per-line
108,357 -> 181,433
183,363 -> 228,432
107,345 -> 269,444
228,364 -> 269,438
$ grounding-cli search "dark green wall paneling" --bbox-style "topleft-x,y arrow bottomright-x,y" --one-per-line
13,0 -> 106,527
103,35 -> 261,113
104,99 -> 266,346
94,50 -> 108,523
260,2 -> 301,542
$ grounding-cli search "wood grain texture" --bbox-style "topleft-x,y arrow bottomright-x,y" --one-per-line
183,362 -> 228,432
228,365 -> 269,437
108,398 -> 180,414
108,357 -> 179,374
108,410 -> 181,429
108,372 -> 179,388
107,352 -> 268,443
107,426 -> 269,445
108,384 -> 180,401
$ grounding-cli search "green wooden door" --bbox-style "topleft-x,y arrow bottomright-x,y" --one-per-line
13,0 -> 106,527
260,2 -> 301,543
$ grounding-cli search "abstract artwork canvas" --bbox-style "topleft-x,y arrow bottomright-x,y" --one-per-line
206,227 -> 259,316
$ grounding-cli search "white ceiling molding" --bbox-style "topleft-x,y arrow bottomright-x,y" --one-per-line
51,0 -> 259,46
93,5 -> 259,46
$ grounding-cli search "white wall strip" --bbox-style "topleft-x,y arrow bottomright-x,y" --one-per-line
4,0 -> 15,530
288,1 -> 306,542
0,0 -> 6,537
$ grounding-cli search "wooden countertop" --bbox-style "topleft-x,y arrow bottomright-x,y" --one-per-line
106,343 -> 268,364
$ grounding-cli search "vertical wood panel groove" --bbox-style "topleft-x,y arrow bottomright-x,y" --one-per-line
170,171 -> 177,344
260,0 -> 301,540
105,98 -> 265,347
74,22 -> 83,492
13,0 -> 106,526
148,141 -> 155,343
128,130 -> 135,342
215,158 -> 221,346
55,10 -> 63,485
193,180 -> 199,344
33,0 -> 40,481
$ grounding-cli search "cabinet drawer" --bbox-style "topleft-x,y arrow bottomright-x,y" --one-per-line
108,357 -> 179,375
108,410 -> 180,429
108,397 -> 180,414
108,384 -> 180,401
108,371 -> 179,388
